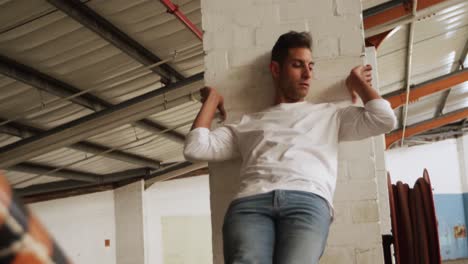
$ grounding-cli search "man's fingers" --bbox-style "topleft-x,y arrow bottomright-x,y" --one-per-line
200,87 -> 209,98
218,104 -> 227,120
348,87 -> 358,104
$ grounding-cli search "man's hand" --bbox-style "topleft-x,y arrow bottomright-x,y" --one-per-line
200,87 -> 226,121
345,65 -> 374,104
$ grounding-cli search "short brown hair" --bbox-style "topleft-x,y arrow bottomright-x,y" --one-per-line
271,31 -> 312,65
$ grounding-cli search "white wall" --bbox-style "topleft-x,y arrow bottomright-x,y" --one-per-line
385,138 -> 462,194
144,175 -> 212,264
27,176 -> 213,264
30,190 -> 116,264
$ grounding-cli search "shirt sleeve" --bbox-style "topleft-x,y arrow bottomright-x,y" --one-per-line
338,99 -> 397,142
183,126 -> 241,162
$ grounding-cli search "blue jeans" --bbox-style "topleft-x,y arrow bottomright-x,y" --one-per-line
223,190 -> 332,264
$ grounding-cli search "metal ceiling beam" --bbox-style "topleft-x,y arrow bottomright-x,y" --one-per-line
145,161 -> 206,188
385,107 -> 468,148
21,182 -> 114,203
0,54 -> 105,111
0,72 -> 204,169
363,0 -> 405,18
364,0 -> 464,37
0,119 -> 161,169
137,119 -> 185,142
46,0 -> 185,84
434,39 -> 468,117
11,162 -> 100,182
15,168 -> 149,197
398,105 -> 404,129
15,161 -> 192,198
411,118 -> 468,138
383,68 -> 468,109
458,40 -> 468,69
70,142 -> 161,168
17,180 -> 96,197
0,55 -> 186,143
16,161 -> 205,201
103,168 -> 150,182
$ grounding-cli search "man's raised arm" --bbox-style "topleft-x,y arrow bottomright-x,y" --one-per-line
191,87 -> 226,130
345,64 -> 381,104
338,65 -> 397,141
183,87 -> 240,162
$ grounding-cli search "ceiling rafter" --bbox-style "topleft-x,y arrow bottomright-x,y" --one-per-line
0,55 -> 186,144
434,39 -> 468,117
46,0 -> 185,84
12,162 -> 101,182
15,167 -> 151,197
0,73 -> 204,169
363,0 -> 464,38
17,162 -> 194,200
386,107 -> 468,148
0,119 -> 161,169
383,68 -> 468,109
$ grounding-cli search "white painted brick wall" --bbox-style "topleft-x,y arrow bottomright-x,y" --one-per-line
335,0 -> 363,15
202,0 -> 386,263
255,21 -> 308,47
279,1 -> 333,21
366,46 -> 392,236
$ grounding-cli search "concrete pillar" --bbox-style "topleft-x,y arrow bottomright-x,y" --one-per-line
202,0 -> 385,262
457,135 -> 468,194
457,135 -> 468,231
366,46 -> 392,236
114,180 -> 146,264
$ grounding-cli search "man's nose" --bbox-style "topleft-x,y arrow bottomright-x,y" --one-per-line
302,67 -> 312,79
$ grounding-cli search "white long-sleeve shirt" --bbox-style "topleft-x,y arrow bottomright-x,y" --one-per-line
184,99 -> 396,206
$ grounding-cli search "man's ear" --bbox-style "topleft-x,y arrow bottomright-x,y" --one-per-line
270,61 -> 280,80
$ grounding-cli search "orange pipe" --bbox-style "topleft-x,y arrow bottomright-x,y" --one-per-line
365,29 -> 394,49
417,0 -> 448,10
384,70 -> 468,109
364,4 -> 409,30
385,108 -> 468,148
364,0 -> 450,30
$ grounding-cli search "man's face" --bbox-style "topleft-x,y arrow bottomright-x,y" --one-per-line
272,47 -> 314,102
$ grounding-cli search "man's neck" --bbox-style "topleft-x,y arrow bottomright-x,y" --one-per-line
274,96 -> 305,105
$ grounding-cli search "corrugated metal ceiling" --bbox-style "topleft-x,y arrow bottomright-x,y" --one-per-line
0,0 -> 204,191
377,1 -> 467,133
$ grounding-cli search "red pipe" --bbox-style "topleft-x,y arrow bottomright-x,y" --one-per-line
160,0 -> 203,41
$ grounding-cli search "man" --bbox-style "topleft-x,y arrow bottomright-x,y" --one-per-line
184,31 -> 396,264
